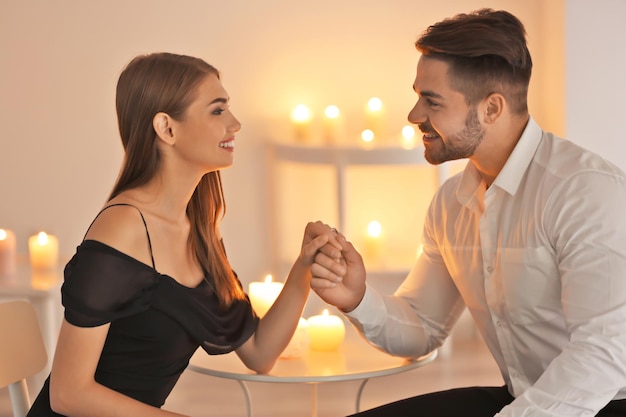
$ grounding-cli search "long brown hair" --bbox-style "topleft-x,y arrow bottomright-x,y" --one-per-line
415,9 -> 532,115
110,52 -> 244,308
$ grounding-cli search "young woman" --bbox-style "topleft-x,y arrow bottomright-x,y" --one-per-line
27,52 -> 343,416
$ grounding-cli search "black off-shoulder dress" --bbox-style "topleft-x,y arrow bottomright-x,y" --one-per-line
27,205 -> 258,416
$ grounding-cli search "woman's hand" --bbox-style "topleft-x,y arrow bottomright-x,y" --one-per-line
299,221 -> 343,267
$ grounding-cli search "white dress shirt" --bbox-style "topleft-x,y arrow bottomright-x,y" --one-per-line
346,118 -> 626,416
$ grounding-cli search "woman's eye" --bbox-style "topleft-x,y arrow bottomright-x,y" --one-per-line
212,108 -> 225,115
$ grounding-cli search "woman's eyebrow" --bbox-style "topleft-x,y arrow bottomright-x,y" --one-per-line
209,97 -> 228,105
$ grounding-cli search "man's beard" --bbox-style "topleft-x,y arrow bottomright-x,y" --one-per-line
420,107 -> 484,165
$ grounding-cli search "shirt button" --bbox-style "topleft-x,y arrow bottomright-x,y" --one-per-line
511,371 -> 519,378
486,266 -> 494,273
496,320 -> 502,326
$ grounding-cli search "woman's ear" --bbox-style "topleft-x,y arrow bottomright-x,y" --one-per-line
482,93 -> 505,124
153,112 -> 176,145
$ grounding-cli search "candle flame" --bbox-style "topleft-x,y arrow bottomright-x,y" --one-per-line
322,309 -> 329,316
361,129 -> 374,143
290,104 -> 312,123
0,229 -> 6,240
367,97 -> 382,112
37,231 -> 49,245
367,221 -> 382,238
264,274 -> 273,283
324,105 -> 340,119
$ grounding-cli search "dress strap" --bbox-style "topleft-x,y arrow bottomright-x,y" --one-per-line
82,203 -> 156,269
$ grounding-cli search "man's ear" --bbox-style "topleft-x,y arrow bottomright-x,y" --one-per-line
482,93 -> 505,124
153,112 -> 175,145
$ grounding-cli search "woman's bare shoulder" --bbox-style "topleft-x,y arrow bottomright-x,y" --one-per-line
84,202 -> 153,264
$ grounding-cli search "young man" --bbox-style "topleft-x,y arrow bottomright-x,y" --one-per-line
311,9 -> 626,416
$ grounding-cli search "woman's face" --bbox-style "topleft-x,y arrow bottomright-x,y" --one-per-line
170,73 -> 241,173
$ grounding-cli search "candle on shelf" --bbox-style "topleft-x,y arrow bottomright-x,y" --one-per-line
401,125 -> 417,149
307,309 -> 346,351
365,97 -> 385,141
248,274 -> 284,318
290,104 -> 312,143
360,129 -> 375,147
28,231 -> 59,271
363,220 -> 383,268
0,228 -> 17,277
280,317 -> 310,359
322,105 -> 343,145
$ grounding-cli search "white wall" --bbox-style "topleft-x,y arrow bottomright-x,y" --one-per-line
565,0 -> 626,170
2,0 -> 615,290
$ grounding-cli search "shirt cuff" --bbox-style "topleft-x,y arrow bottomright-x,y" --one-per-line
343,282 -> 386,326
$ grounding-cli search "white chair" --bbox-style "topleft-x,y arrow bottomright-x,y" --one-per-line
0,300 -> 48,417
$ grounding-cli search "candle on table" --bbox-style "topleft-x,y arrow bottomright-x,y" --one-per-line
0,228 -> 17,277
248,274 -> 284,318
307,309 -> 346,351
280,317 -> 310,359
28,231 -> 59,271
290,104 -> 312,143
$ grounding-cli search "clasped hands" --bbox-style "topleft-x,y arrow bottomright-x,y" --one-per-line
302,221 -> 367,313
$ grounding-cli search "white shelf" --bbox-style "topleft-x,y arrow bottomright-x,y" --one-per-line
271,143 -> 429,166
269,142 -> 447,233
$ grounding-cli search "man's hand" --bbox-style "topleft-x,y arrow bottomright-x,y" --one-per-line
311,233 -> 366,312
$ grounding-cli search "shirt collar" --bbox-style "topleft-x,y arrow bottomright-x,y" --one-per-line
457,117 -> 542,205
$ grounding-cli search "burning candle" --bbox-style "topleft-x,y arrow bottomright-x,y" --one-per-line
0,228 -> 17,277
28,231 -> 59,271
361,129 -> 375,146
363,220 -> 383,268
365,97 -> 385,141
322,105 -> 343,144
248,274 -> 284,318
280,317 -> 310,359
290,104 -> 312,143
401,125 -> 417,149
307,309 -> 346,351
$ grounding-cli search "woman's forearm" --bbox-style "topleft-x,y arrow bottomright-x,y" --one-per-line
50,377 -> 188,417
239,259 -> 311,373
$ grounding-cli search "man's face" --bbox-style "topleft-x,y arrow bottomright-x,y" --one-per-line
408,56 -> 484,165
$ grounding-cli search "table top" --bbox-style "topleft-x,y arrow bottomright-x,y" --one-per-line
188,334 -> 438,384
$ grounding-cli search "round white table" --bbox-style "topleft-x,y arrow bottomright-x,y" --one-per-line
187,336 -> 438,417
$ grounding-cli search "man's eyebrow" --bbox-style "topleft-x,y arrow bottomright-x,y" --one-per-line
419,90 -> 444,100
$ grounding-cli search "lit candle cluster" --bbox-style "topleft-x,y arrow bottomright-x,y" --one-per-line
247,274 -> 347,357
0,229 -> 60,278
289,98 -> 417,147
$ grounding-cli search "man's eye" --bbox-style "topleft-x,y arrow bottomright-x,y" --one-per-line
427,99 -> 440,108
